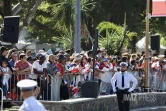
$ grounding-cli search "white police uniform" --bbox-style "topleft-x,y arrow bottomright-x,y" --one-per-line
17,79 -> 46,111
111,62 -> 138,111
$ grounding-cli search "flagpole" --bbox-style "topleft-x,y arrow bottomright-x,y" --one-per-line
144,0 -> 150,92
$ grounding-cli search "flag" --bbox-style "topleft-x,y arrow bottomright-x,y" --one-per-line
152,0 -> 166,17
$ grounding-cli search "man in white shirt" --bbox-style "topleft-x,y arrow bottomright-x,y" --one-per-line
30,55 -> 47,81
111,62 -> 138,111
30,55 -> 47,99
17,79 -> 46,111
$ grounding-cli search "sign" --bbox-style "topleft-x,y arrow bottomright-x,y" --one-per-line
152,0 -> 166,17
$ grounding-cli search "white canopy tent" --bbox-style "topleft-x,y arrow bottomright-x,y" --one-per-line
136,36 -> 166,54
16,28 -> 36,50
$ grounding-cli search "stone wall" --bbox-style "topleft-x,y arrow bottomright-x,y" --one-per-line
41,92 -> 166,111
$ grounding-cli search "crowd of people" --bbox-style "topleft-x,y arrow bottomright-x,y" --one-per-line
0,46 -> 166,102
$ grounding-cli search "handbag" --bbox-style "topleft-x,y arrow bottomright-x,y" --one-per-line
60,79 -> 69,100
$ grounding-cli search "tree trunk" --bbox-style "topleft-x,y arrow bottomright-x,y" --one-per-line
19,0 -> 44,40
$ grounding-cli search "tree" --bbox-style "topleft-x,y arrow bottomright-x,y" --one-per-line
97,22 -> 137,55
27,0 -> 95,48
26,0 -> 166,50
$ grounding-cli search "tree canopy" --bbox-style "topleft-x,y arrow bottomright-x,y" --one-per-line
0,0 -> 166,52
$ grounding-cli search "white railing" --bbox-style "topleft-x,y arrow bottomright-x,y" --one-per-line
0,88 -> 3,111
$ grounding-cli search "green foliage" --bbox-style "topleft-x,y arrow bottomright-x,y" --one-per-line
97,22 -> 124,54
27,0 -> 95,46
160,34 -> 166,47
97,22 -> 123,35
26,1 -> 59,43
161,37 -> 166,46
127,32 -> 137,39
25,0 -> 166,49
52,25 -> 74,50
97,22 -> 138,54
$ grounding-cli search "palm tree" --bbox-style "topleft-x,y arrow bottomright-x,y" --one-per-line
97,21 -> 135,55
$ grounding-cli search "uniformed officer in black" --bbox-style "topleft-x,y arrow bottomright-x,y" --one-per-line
111,62 -> 138,111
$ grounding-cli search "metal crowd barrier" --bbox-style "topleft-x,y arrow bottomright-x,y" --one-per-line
1,69 -> 165,103
2,73 -> 75,102
1,74 -> 54,102
0,88 -> 3,111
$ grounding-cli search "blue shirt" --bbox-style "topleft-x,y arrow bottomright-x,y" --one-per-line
9,60 -> 15,68
19,96 -> 46,111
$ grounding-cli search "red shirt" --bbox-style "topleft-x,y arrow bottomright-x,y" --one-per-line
14,61 -> 29,81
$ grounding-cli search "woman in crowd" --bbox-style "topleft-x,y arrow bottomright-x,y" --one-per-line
54,54 -> 65,101
46,54 -> 58,101
99,58 -> 115,95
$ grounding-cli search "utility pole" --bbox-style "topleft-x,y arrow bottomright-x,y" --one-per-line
144,0 -> 150,92
74,0 -> 81,53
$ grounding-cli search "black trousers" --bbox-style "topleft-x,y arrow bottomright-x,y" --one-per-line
116,88 -> 131,111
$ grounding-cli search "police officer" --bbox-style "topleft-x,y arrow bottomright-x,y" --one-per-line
111,62 -> 138,111
17,79 -> 46,111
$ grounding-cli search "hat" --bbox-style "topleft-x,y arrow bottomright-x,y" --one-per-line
73,53 -> 82,61
36,53 -> 42,58
102,58 -> 108,61
38,50 -> 45,54
80,51 -> 85,55
120,62 -> 128,67
158,55 -> 165,58
17,79 -> 37,91
40,54 -> 46,59
153,56 -> 159,60
57,54 -> 65,60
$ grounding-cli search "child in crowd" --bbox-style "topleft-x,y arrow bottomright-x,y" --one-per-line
1,60 -> 12,100
8,85 -> 18,101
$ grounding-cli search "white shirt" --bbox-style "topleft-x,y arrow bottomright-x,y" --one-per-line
2,67 -> 11,88
81,63 -> 90,74
100,65 -> 113,83
111,71 -> 138,92
29,61 -> 47,79
151,61 -> 160,68
28,62 -> 32,71
19,96 -> 46,111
